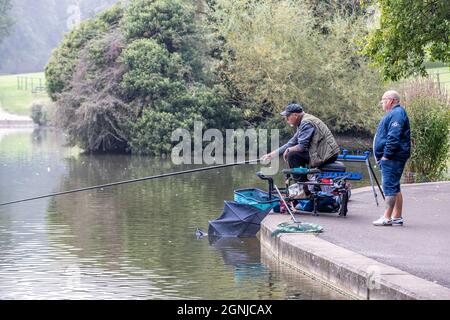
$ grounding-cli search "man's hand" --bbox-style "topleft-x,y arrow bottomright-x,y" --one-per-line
283,148 -> 291,162
381,156 -> 389,161
261,151 -> 277,161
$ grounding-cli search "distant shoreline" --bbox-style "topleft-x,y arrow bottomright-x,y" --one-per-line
0,107 -> 35,127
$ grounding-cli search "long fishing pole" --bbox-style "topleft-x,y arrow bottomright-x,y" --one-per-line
0,158 -> 262,207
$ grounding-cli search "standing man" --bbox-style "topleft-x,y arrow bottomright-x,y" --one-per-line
261,103 -> 340,191
373,90 -> 411,226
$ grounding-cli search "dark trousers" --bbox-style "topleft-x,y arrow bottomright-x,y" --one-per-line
287,151 -> 339,181
287,150 -> 310,182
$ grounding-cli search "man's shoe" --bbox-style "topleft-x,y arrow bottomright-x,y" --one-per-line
392,217 -> 404,226
373,216 -> 392,226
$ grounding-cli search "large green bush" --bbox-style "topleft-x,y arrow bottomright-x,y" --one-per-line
123,0 -> 195,47
400,80 -> 450,182
121,38 -> 186,100
123,0 -> 206,81
127,84 -> 242,155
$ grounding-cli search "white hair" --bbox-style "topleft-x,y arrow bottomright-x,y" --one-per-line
383,90 -> 401,103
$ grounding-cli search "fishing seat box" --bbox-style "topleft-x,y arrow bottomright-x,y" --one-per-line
234,188 -> 279,211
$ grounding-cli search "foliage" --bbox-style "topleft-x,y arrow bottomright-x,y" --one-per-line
122,0 -> 209,82
54,28 -> 133,152
46,0 -> 399,155
47,0 -> 240,154
30,103 -> 47,126
30,100 -> 60,127
128,109 -> 183,156
305,0 -> 372,33
213,0 -> 384,134
123,0 -> 195,48
45,6 -> 120,100
127,84 -> 242,155
0,0 -> 12,45
399,79 -> 450,182
365,0 -> 450,81
120,38 -> 186,102
122,0 -> 241,155
97,2 -> 124,26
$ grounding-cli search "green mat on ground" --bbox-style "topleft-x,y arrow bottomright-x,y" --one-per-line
271,221 -> 323,237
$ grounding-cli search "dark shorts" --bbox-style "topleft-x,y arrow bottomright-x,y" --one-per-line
380,159 -> 406,196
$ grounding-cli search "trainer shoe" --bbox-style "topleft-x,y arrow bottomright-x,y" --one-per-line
373,216 -> 392,226
392,217 -> 404,226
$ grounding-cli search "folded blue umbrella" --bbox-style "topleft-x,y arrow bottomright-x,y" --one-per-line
208,201 -> 272,237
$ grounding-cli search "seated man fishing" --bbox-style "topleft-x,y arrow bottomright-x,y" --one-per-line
261,103 -> 340,194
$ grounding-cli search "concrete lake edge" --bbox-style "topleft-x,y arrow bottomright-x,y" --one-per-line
0,107 -> 35,128
260,182 -> 450,300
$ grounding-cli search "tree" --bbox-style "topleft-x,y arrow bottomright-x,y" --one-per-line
305,0 -> 372,33
212,0 -> 384,134
122,0 -> 241,155
365,0 -> 450,81
0,0 -> 13,45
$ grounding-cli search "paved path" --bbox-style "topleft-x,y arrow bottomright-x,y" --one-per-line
286,182 -> 450,288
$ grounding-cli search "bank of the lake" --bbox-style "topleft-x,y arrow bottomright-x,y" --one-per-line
0,107 -> 35,127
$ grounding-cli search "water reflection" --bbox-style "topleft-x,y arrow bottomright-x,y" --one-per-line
209,236 -> 268,283
0,128 -> 356,299
209,237 -> 261,267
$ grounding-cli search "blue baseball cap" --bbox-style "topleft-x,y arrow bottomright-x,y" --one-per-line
280,103 -> 303,116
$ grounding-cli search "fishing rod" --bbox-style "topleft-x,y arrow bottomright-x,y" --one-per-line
0,158 -> 263,207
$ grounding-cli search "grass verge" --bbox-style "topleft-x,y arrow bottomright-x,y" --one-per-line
0,72 -> 49,116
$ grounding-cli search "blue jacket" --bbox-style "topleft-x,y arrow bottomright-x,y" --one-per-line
373,105 -> 411,162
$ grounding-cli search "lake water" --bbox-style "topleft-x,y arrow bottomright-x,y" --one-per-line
0,128 -> 375,299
